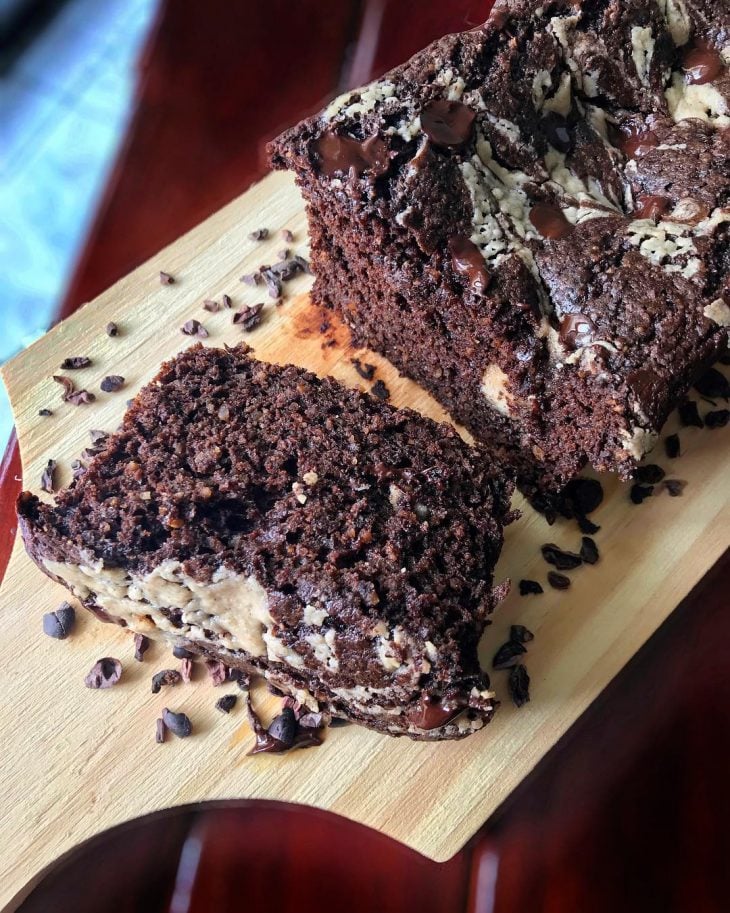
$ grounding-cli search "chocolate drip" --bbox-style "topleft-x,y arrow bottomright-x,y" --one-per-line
421,100 -> 476,148
407,693 -> 463,731
314,132 -> 390,178
683,43 -> 724,86
559,313 -> 597,350
634,194 -> 670,220
529,203 -> 573,240
449,236 -> 491,294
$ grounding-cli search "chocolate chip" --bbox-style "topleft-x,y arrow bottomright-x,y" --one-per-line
38,408 -> 53,416
351,358 -> 376,381
281,229 -> 294,242
205,659 -> 228,686
630,483 -> 654,504
52,375 -> 75,400
203,299 -> 220,312
60,356 -> 92,369
277,248 -> 290,261
268,707 -> 297,747
492,640 -> 527,670
233,302 -> 264,331
634,194 -> 670,220
42,602 -> 76,639
664,433 -> 681,458
519,579 -> 543,596
240,271 -> 262,286
678,401 -> 703,427
40,458 -> 57,493
547,571 -> 571,590
635,464 -> 665,484
292,254 -> 311,274
694,369 -> 729,399
172,644 -> 194,659
234,669 -> 251,691
529,202 -> 574,240
151,669 -> 182,693
180,658 -> 194,683
705,409 -> 729,428
580,536 -> 599,565
52,372 -> 94,405
260,268 -> 283,299
298,711 -> 326,729
162,708 -> 192,738
216,694 -> 238,714
540,112 -> 573,153
577,515 -> 600,534
313,132 -> 390,178
84,657 -> 122,689
159,271 -> 175,285
181,319 -> 208,338
663,479 -> 686,497
420,99 -> 475,147
449,236 -> 491,295
510,624 -> 534,644
100,375 -> 125,393
71,460 -> 85,480
134,633 -> 150,662
559,313 -> 596,350
508,664 -> 530,708
560,478 -> 603,517
155,718 -> 166,743
682,43 -> 724,85
541,543 -> 582,570
66,389 -> 96,405
222,294 -> 232,308
248,227 -> 269,241
106,322 -> 119,337
371,379 -> 390,401
270,256 -> 307,282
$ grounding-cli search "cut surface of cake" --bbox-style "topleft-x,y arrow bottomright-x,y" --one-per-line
18,345 -> 514,740
270,0 -> 730,503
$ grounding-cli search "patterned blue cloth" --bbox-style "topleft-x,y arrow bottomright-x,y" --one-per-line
0,0 -> 157,448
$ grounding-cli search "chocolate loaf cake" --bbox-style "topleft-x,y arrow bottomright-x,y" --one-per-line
18,345 -> 514,740
270,0 -> 730,503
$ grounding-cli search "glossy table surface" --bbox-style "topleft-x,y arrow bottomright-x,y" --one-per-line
4,2 -> 730,911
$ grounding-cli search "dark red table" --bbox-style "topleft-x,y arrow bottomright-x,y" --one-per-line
6,3 -> 730,910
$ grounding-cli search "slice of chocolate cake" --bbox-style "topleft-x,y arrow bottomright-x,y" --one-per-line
18,345 -> 514,740
270,0 -> 730,504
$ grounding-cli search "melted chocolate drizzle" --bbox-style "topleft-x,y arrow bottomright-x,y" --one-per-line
634,194 -> 670,221
683,43 -> 724,86
449,236 -> 491,294
314,132 -> 390,178
529,203 -> 574,240
559,313 -> 597,350
407,693 -> 463,731
421,100 -> 476,148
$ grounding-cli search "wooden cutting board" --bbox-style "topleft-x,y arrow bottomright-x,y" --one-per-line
1,169 -> 728,911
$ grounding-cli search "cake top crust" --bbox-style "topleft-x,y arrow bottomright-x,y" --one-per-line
271,0 -> 730,450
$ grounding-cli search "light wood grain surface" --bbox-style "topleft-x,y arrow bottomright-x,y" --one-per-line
1,170 -> 728,911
